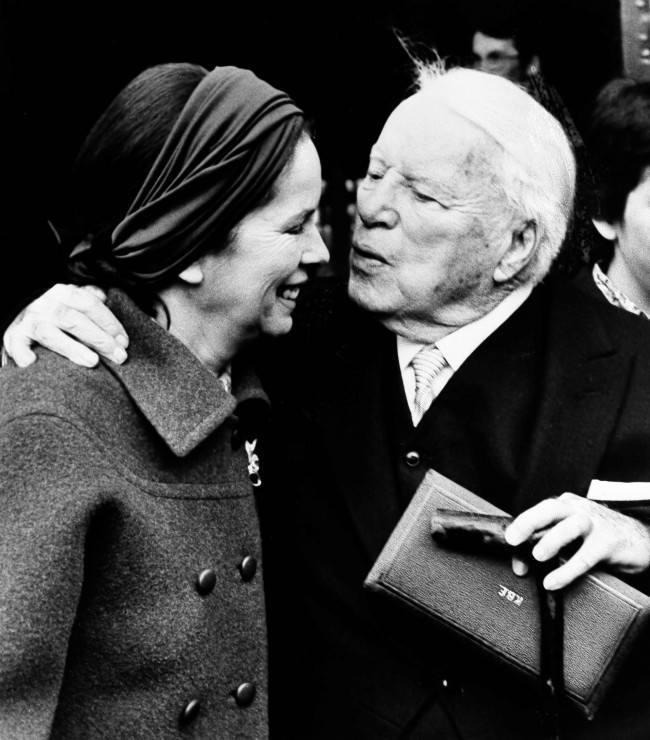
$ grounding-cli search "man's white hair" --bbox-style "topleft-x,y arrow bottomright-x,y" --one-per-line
415,62 -> 576,284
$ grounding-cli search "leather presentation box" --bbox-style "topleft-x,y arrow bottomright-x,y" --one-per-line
365,469 -> 650,719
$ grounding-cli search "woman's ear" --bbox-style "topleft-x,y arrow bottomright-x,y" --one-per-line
592,219 -> 618,242
494,220 -> 538,283
177,263 -> 204,285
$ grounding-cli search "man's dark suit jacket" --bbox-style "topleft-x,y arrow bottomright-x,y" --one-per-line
261,274 -> 650,740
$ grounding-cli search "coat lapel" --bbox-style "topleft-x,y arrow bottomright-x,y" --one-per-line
513,279 -> 631,514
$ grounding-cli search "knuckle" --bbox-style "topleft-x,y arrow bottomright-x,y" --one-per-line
30,321 -> 50,345
72,287 -> 98,312
573,512 -> 593,534
574,550 -> 597,573
50,283 -> 73,300
52,304 -> 73,328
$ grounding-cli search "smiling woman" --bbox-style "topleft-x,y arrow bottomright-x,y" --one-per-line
0,63 -> 327,738
193,136 -> 324,356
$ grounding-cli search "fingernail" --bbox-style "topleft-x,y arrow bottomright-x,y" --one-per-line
512,560 -> 528,577
79,356 -> 98,368
115,335 -> 129,348
543,576 -> 559,591
113,348 -> 127,364
504,526 -> 522,546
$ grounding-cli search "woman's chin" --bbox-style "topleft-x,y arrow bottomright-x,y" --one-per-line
260,312 -> 294,338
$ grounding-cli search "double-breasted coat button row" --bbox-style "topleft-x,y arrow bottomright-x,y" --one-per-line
195,557 -> 257,595
179,684 -> 256,726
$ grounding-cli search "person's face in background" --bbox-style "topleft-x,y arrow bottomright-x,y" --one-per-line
349,91 -> 514,342
606,167 -> 650,289
198,137 -> 328,340
472,31 -> 524,83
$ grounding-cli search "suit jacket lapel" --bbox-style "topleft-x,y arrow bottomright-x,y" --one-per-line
513,279 -> 631,514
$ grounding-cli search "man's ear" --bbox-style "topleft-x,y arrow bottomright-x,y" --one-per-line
592,218 -> 618,242
178,263 -> 204,285
494,220 -> 538,283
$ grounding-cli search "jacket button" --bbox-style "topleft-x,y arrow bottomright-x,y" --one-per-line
180,698 -> 200,725
196,568 -> 216,596
234,682 -> 256,707
405,450 -> 420,467
239,556 -> 257,582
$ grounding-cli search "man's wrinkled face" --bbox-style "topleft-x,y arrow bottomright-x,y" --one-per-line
349,92 -> 513,341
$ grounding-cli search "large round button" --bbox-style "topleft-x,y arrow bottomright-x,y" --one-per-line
405,450 -> 420,467
239,556 -> 257,582
180,698 -> 200,725
234,682 -> 256,707
196,568 -> 216,596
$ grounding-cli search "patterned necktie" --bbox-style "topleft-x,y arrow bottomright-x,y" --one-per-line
410,345 -> 448,424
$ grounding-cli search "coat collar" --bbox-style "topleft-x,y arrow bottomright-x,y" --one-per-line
101,289 -> 268,458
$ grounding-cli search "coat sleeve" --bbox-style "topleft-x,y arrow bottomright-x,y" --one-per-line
0,413 -> 90,738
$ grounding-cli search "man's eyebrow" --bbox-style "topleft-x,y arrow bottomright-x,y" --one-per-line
404,173 -> 447,191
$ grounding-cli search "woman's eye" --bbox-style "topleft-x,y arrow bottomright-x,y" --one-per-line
286,223 -> 305,235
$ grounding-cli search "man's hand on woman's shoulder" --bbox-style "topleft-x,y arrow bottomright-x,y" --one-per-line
2,284 -> 129,368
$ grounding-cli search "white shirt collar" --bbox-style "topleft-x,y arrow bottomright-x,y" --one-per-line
397,283 -> 534,373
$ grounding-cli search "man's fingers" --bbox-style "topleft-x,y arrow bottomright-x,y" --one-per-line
81,285 -> 107,302
57,286 -> 129,348
29,322 -> 100,367
531,513 -> 592,562
505,498 -> 569,546
542,543 -> 599,591
42,309 -> 127,364
511,554 -> 529,577
3,335 -> 36,368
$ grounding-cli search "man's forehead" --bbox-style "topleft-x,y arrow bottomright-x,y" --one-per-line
377,93 -> 496,170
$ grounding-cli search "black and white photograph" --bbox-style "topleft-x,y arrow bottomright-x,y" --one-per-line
1,1 -> 650,737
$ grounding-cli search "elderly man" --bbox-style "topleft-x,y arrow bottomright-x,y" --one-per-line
5,65 -> 650,738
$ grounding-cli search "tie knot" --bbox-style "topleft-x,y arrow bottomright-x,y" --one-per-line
411,345 -> 447,391
410,345 -> 448,423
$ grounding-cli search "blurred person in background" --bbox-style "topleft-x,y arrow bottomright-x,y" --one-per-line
470,0 -> 598,275
586,78 -> 650,317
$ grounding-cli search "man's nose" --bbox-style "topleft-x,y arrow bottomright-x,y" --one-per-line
302,227 -> 330,265
356,179 -> 398,228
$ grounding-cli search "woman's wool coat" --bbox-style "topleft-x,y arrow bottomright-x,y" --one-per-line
0,290 -> 270,738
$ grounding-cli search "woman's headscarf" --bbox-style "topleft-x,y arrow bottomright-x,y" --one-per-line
107,65 -> 304,283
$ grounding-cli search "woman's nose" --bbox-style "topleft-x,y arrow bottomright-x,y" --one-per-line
302,227 -> 330,265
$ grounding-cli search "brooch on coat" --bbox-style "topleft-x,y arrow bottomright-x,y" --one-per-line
245,439 -> 262,487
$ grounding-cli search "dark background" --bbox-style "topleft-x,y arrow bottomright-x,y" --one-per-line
0,0 -> 623,321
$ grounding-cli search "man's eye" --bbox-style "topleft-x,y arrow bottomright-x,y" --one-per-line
413,191 -> 439,204
366,170 -> 382,181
